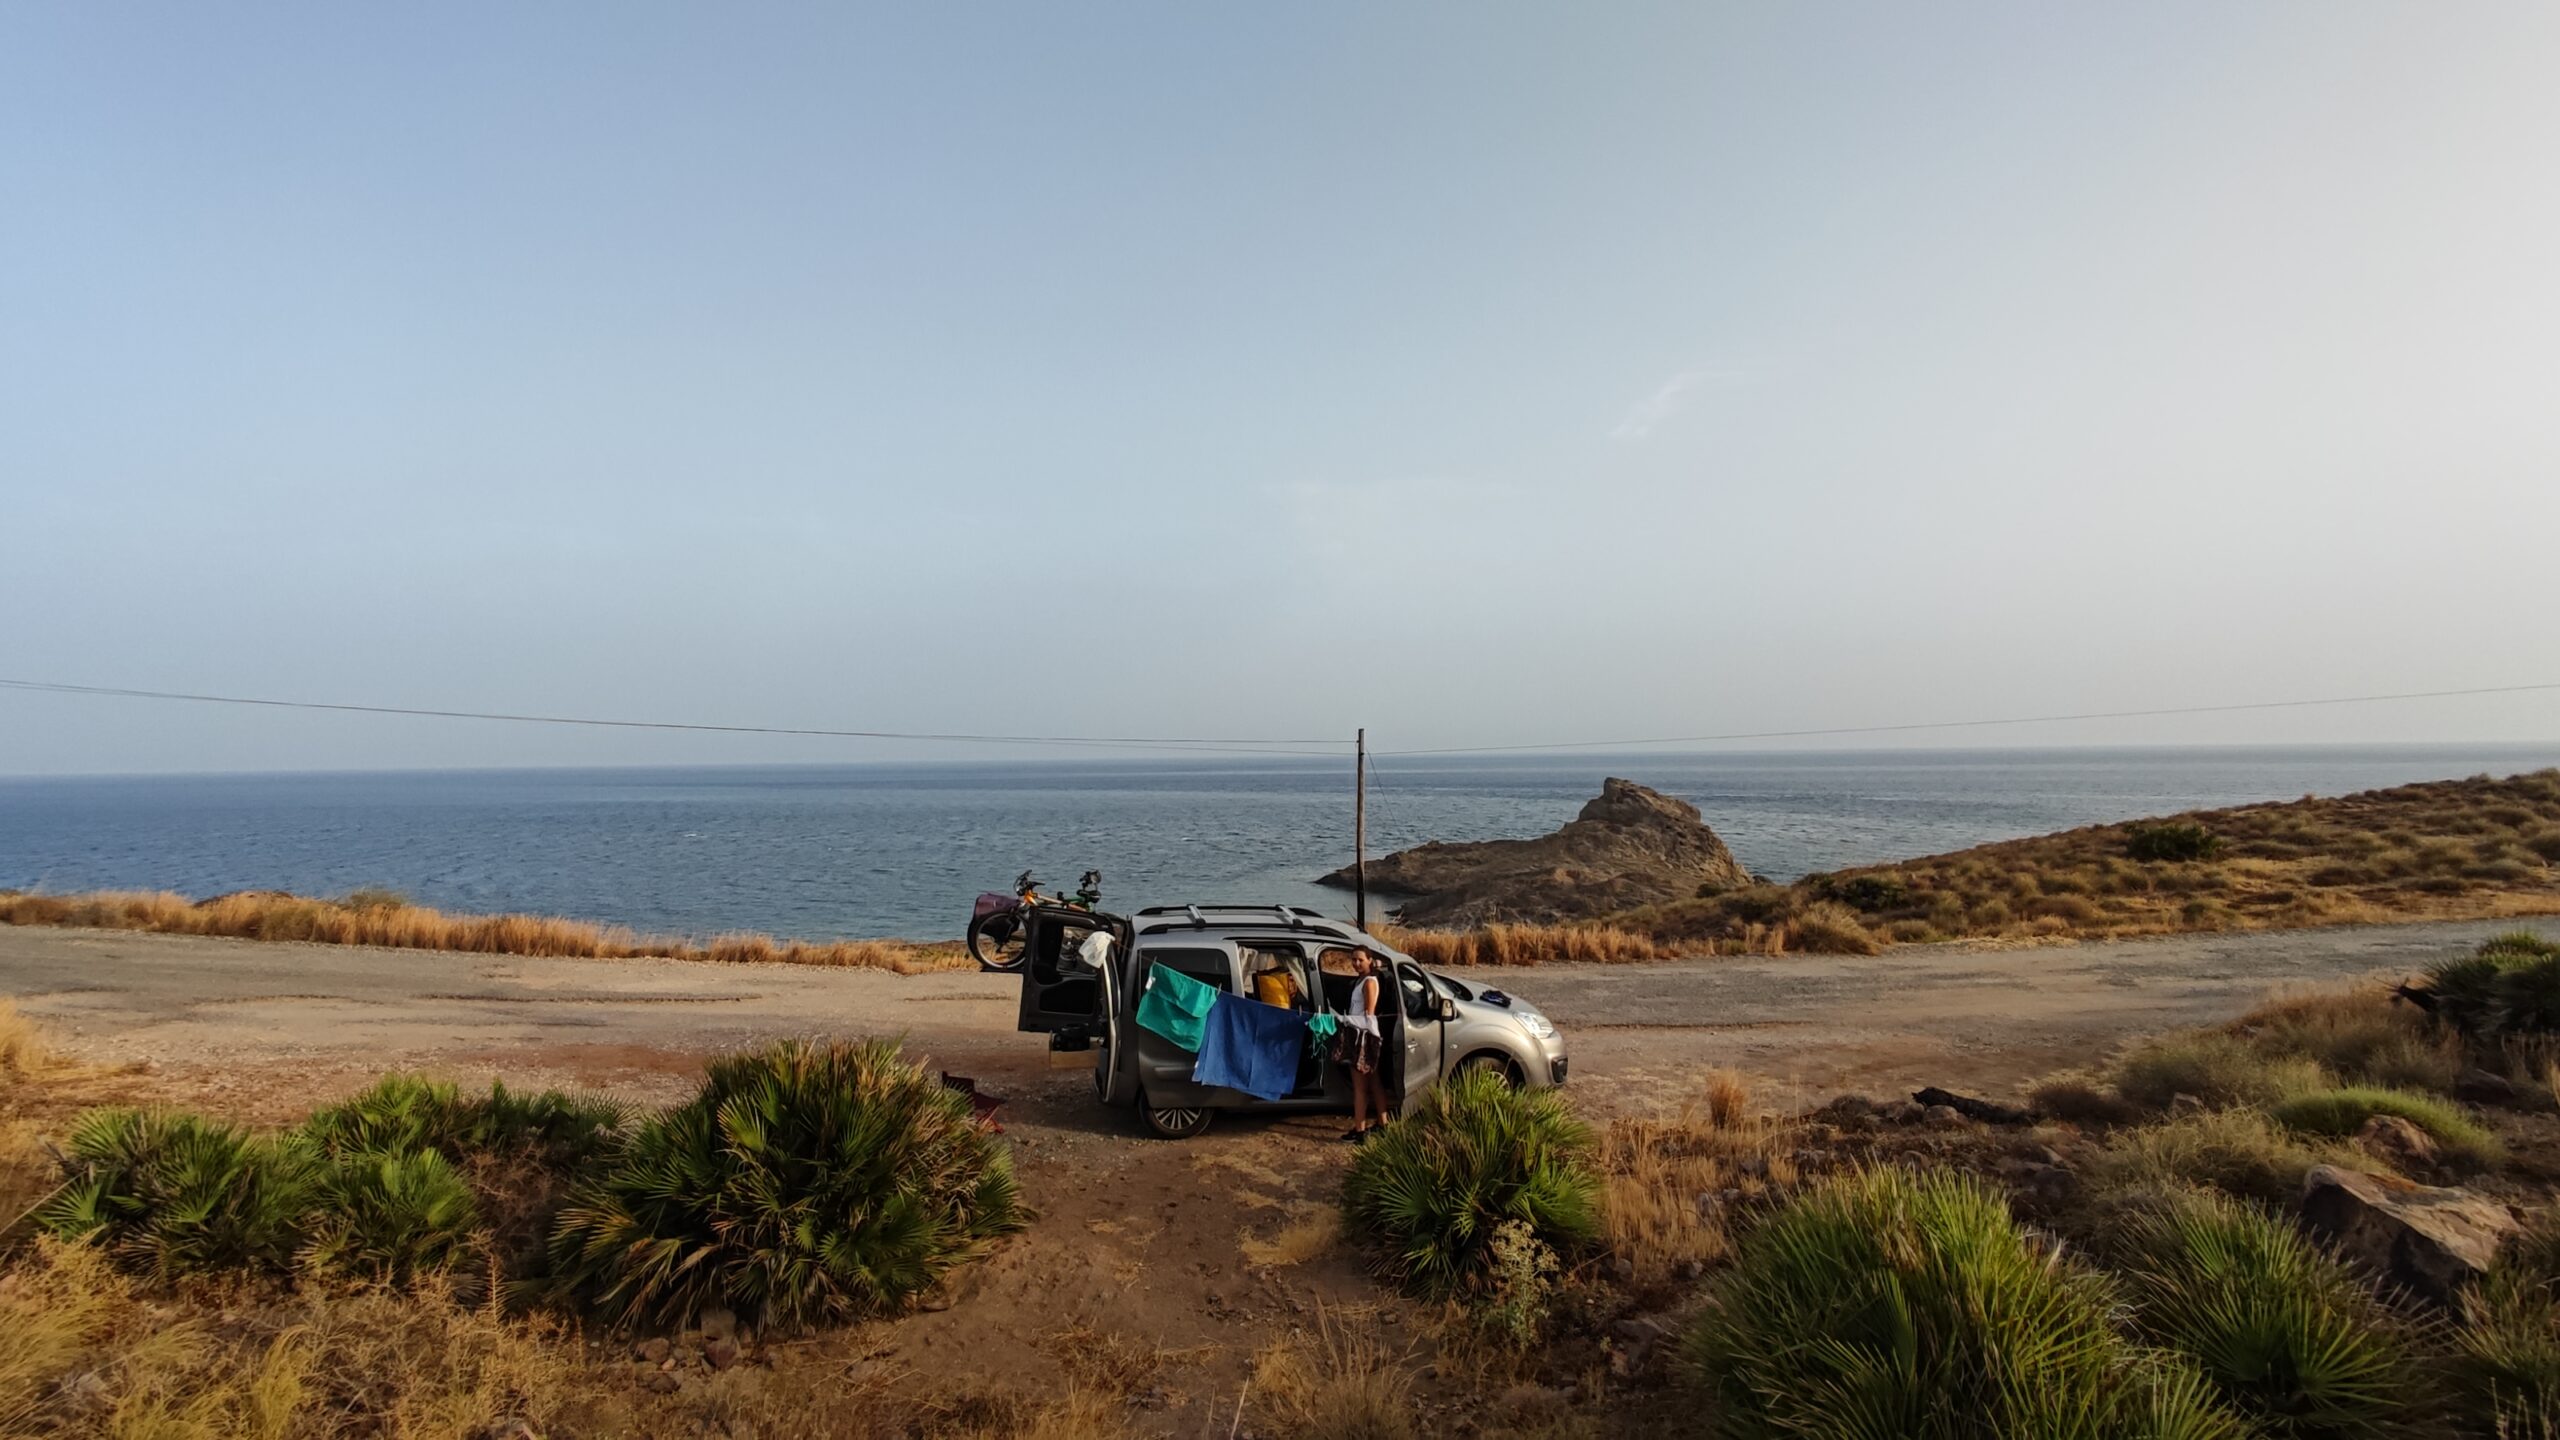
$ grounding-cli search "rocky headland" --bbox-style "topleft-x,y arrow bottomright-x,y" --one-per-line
1317,777 -> 1751,927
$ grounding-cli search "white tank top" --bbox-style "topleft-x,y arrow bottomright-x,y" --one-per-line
1346,973 -> 1380,1034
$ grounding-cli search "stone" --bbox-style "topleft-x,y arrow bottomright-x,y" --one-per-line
1812,1095 -> 1879,1128
2355,1114 -> 2440,1173
1922,1104 -> 1965,1129
704,1338 -> 739,1371
1314,778 -> 1753,925
699,1307 -> 738,1343
645,1372 -> 680,1395
1880,1099 -> 1926,1126
2299,1164 -> 2518,1307
636,1337 -> 671,1364
1996,1158 -> 2078,1211
2455,1068 -> 2525,1107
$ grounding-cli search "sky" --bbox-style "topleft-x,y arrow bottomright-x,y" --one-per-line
4,2 -> 2558,775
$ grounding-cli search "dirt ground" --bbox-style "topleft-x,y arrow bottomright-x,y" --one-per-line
6,915 -> 2555,1435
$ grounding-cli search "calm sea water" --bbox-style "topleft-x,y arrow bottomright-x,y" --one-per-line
4,746 -> 2557,941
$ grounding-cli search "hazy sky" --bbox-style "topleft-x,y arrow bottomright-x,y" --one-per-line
5,3 -> 2557,774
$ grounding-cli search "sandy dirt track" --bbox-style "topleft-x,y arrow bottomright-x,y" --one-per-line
5,915 -> 2553,1112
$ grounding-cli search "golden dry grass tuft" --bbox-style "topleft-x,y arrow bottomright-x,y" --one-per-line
0,1239 -> 573,1440
0,889 -> 967,975
1251,1307 -> 1415,1440
1598,1071 -> 1796,1295
1240,1202 -> 1342,1268
2224,983 -> 2465,1093
1622,768 -> 2560,954
1371,921 -> 1672,967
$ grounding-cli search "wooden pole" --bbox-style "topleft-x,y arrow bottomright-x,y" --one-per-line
1354,727 -> 1367,931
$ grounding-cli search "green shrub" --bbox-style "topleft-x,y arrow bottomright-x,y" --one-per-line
1823,873 -> 1910,911
1686,1168 -> 2241,1440
2413,933 -> 2560,1045
304,1074 -> 625,1171
2119,1190 -> 2424,1438
2086,1110 -> 2364,1207
2111,1034 -> 2327,1112
306,1145 -> 480,1282
37,1108 -> 317,1276
465,1081 -> 628,1170
1342,1068 -> 1599,1297
2267,1087 -> 2504,1172
2127,822 -> 2224,863
548,1038 -> 1022,1333
304,1074 -> 472,1157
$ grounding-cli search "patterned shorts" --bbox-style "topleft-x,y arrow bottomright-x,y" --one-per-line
1331,1025 -> 1382,1075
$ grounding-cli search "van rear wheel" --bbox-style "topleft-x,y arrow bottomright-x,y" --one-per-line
1139,1094 -> 1214,1139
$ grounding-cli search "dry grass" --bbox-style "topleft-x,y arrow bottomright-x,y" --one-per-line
1251,1307 -> 1415,1440
0,889 -> 967,975
0,1241 -> 572,1439
2225,984 -> 2465,1093
1623,768 -> 2560,953
1241,1202 -> 1342,1268
1372,921 -> 1672,967
1598,1071 -> 1797,1296
2083,1107 -> 2370,1207
3,999 -> 147,1246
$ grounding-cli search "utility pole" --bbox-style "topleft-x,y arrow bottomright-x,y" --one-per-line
1354,727 -> 1367,931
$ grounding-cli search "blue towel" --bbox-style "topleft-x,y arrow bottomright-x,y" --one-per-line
1190,991 -> 1308,1102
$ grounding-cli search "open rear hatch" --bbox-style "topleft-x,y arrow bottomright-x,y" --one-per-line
1014,903 -> 1133,1046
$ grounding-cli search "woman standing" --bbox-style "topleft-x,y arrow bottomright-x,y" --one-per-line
1336,950 -> 1390,1141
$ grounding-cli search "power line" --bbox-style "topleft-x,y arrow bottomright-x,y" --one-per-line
0,678 -> 1354,758
7,675 -> 2554,761
1373,681 -> 2560,756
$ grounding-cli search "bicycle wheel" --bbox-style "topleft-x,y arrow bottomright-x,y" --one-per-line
968,909 -> 1029,972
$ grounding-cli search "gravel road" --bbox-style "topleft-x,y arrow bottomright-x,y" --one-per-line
6,915 -> 2551,1114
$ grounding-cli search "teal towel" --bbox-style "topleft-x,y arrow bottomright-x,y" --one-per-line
1135,962 -> 1219,1053
1304,1011 -> 1339,1054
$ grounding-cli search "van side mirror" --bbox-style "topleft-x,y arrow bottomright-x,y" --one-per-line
1435,997 -> 1457,1023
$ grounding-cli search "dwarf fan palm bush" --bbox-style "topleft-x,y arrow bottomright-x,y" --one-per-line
37,1108 -> 318,1276
465,1081 -> 627,1169
303,1075 -> 471,1157
2118,1190 -> 2423,1438
547,1037 -> 1022,1333
305,1074 -> 625,1169
306,1145 -> 481,1282
1686,1167 -> 2240,1440
1340,1067 -> 1600,1297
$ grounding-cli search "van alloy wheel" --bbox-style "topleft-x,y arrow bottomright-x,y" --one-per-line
1140,1098 -> 1213,1139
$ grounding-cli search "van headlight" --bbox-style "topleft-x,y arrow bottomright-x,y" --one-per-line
1519,1012 -> 1554,1039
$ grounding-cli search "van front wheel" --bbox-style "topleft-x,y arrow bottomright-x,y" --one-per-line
1139,1095 -> 1214,1140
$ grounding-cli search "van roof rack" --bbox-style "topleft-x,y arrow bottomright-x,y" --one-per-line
1132,903 -> 1332,931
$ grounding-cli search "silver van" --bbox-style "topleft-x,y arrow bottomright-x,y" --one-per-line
1008,903 -> 1569,1138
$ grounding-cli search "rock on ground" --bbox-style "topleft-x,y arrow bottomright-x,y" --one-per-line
2299,1163 -> 2517,1307
1316,778 -> 1752,926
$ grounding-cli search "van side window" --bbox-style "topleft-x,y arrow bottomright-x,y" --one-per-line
1141,947 -> 1231,992
1239,943 -> 1314,1011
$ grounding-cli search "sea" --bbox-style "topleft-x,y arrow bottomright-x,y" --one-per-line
3,746 -> 2556,942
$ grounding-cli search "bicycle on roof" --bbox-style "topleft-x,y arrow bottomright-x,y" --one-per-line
965,869 -> 1101,972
